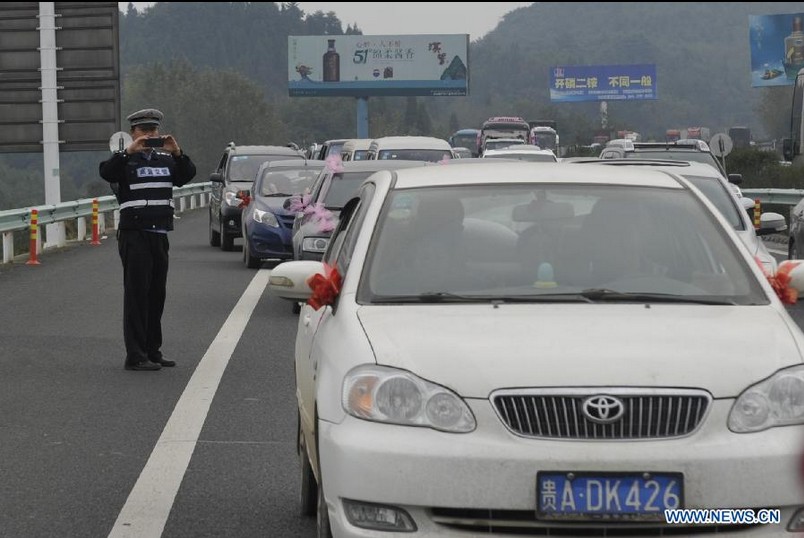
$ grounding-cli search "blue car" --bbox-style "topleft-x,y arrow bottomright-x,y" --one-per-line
241,159 -> 325,268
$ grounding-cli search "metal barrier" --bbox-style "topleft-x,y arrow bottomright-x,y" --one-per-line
0,182 -> 212,264
742,188 -> 804,206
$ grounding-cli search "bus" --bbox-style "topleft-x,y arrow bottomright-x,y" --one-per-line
783,68 -> 804,167
448,128 -> 480,157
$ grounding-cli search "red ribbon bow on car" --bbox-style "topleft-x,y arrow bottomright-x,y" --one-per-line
306,263 -> 342,310
757,257 -> 798,305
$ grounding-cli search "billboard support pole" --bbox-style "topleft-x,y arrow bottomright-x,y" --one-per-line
356,97 -> 369,139
38,2 -> 65,247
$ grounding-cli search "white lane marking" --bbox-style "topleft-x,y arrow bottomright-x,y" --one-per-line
108,269 -> 272,538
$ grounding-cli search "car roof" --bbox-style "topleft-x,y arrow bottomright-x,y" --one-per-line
229,144 -> 304,156
567,158 -> 722,177
341,139 -> 373,151
369,136 -> 452,151
484,146 -> 555,155
331,159 -> 430,173
255,159 -> 325,174
382,161 -> 685,190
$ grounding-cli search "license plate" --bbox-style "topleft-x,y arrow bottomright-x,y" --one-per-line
537,472 -> 683,520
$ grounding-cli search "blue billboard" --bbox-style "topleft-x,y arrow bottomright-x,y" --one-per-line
549,65 -> 657,103
749,13 -> 804,87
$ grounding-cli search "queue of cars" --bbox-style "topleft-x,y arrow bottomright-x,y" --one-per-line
207,134 -> 804,536
268,161 -> 804,537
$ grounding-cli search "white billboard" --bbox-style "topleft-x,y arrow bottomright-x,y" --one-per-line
288,34 -> 469,97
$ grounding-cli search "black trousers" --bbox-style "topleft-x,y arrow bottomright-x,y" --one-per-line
117,229 -> 169,365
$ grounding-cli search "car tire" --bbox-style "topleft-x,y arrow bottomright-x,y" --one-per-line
220,217 -> 234,252
316,472 -> 333,538
790,238 -> 798,260
292,302 -> 302,315
299,416 -> 317,518
209,215 -> 221,247
243,236 -> 261,269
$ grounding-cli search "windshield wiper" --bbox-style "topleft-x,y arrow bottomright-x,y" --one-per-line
264,192 -> 293,197
578,288 -> 736,305
371,292 -> 594,304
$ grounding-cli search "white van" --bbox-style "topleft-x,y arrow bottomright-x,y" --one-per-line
340,139 -> 373,161
366,136 -> 454,162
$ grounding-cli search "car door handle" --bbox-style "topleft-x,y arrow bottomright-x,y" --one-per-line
303,315 -> 311,327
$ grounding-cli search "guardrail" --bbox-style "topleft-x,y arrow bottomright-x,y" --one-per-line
0,182 -> 213,264
742,188 -> 804,206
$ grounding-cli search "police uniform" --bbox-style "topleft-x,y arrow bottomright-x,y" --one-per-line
99,109 -> 196,370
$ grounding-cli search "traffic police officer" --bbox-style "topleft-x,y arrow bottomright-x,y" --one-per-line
99,108 -> 196,371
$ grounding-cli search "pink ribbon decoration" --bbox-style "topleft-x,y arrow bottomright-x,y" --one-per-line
325,154 -> 345,173
288,194 -> 311,213
305,202 -> 337,233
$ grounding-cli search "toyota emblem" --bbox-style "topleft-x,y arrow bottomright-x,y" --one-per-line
582,395 -> 625,424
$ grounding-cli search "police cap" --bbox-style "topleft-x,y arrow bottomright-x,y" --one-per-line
127,108 -> 164,128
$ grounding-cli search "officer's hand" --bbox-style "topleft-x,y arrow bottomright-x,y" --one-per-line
126,135 -> 151,155
162,135 -> 181,157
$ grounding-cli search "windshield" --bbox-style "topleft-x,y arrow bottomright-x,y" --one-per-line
257,169 -> 320,196
378,149 -> 452,162
532,133 -> 557,149
359,184 -> 766,305
227,155 -> 281,182
322,171 -> 374,208
451,134 -> 477,149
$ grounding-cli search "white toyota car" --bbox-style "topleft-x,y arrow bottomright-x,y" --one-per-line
269,161 -> 804,537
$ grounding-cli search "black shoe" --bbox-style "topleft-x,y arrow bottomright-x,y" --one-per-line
125,361 -> 162,371
149,357 -> 176,367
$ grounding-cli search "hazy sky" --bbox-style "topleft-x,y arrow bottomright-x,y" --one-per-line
119,2 -> 533,40
296,3 -> 533,40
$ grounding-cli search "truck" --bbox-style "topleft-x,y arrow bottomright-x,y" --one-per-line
681,127 -> 711,142
479,116 -> 530,154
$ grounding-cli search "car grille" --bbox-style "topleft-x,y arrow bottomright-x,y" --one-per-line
430,507 -> 761,535
492,388 -> 711,440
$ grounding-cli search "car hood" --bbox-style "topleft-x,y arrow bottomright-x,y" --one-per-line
253,195 -> 293,214
356,304 -> 802,399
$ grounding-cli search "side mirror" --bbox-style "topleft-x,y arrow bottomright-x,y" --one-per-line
755,211 -> 787,236
727,173 -> 743,185
268,260 -> 325,301
209,172 -> 223,183
782,138 -> 794,162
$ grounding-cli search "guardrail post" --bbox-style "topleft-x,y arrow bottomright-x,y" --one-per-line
113,209 -> 120,230
3,231 -> 13,264
26,209 -> 40,265
179,197 -> 187,213
78,216 -> 87,241
190,195 -> 197,211
90,198 -> 101,245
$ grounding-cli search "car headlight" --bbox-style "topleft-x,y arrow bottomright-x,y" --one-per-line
729,365 -> 804,432
343,365 -> 476,433
224,190 -> 242,207
302,236 -> 329,253
252,208 -> 279,227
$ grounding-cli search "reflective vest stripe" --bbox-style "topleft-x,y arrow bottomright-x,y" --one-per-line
129,181 -> 174,190
119,199 -> 175,210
